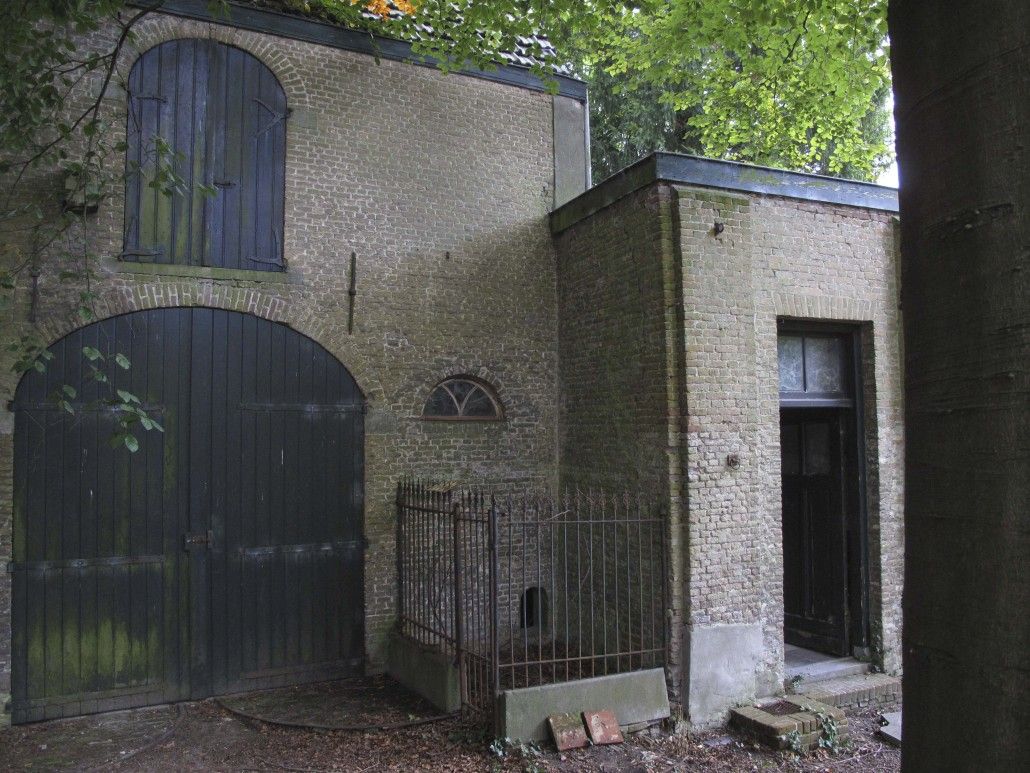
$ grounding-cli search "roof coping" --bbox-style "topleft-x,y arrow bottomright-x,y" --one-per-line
551,153 -> 899,233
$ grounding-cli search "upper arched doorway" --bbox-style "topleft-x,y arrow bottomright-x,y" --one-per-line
124,39 -> 287,271
10,308 -> 364,723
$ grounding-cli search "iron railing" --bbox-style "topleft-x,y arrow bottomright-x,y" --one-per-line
396,481 -> 667,720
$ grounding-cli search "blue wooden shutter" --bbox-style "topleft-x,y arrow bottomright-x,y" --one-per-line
124,40 -> 286,271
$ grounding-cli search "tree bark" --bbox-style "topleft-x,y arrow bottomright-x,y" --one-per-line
889,2 -> 1030,770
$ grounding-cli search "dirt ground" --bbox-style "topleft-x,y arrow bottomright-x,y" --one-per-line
0,680 -> 901,772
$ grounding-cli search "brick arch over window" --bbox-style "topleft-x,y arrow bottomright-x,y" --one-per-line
123,39 -> 286,272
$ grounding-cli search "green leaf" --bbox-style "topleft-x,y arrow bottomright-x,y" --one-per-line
82,346 -> 103,361
116,389 -> 140,404
114,353 -> 131,369
123,434 -> 140,453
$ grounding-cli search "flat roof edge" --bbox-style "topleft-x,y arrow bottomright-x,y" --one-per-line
142,0 -> 587,102
551,153 -> 899,234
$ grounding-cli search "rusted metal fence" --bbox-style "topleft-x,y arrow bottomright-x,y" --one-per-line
396,481 -> 667,720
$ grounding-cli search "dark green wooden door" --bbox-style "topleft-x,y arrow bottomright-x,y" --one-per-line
11,308 -> 364,723
780,409 -> 849,655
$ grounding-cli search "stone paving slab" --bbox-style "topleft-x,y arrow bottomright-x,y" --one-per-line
878,710 -> 902,746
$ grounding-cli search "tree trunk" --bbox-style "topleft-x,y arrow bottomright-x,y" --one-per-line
889,2 -> 1030,770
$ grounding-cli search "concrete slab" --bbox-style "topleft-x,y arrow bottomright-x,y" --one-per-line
686,623 -> 764,724
878,711 -> 902,746
497,668 -> 670,742
386,634 -> 460,713
552,95 -> 589,206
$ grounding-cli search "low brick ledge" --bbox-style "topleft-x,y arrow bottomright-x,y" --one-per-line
798,673 -> 901,709
730,696 -> 848,752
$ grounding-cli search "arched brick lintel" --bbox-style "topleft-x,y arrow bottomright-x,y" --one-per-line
28,286 -> 385,405
117,14 -> 310,107
407,361 -> 512,419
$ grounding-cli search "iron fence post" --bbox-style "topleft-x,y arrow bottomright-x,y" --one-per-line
489,495 -> 500,732
396,481 -> 404,637
453,502 -> 464,706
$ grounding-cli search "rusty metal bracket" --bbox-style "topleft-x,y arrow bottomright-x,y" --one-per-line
182,530 -> 213,551
347,251 -> 357,334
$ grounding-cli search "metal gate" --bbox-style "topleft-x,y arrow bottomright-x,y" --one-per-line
10,308 -> 365,723
396,482 -> 667,725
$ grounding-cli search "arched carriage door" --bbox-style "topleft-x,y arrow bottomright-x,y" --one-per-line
10,308 -> 365,723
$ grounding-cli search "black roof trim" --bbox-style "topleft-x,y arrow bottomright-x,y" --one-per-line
551,152 -> 899,233
143,0 -> 587,101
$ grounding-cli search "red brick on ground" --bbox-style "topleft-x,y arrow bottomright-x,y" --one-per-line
583,709 -> 623,745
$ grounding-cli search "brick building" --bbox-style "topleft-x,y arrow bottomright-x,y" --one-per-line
0,2 -> 902,729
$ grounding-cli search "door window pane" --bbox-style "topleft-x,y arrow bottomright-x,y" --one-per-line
778,336 -> 804,392
805,337 -> 844,394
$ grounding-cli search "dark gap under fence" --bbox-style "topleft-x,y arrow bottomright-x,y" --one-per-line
396,480 -> 668,720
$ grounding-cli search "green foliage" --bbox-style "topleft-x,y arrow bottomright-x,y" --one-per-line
303,0 -> 893,180
575,59 -> 704,181
489,737 -> 543,773
587,0 -> 893,180
785,727 -> 805,755
815,709 -> 849,754
0,0 -> 170,451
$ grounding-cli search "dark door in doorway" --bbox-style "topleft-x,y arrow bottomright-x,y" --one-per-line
10,308 -> 365,723
780,409 -> 849,655
777,326 -> 866,658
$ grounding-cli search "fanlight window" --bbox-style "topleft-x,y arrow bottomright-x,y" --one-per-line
423,378 -> 502,420
777,331 -> 853,407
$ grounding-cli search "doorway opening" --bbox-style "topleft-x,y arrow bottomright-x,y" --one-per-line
778,322 -> 869,661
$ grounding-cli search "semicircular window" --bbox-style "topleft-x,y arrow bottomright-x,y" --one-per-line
423,378 -> 502,420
